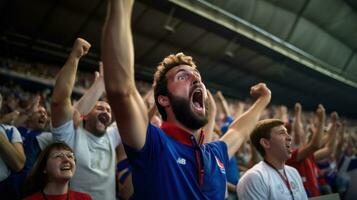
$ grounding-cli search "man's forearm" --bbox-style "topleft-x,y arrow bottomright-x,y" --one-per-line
222,94 -> 270,158
102,0 -> 135,96
0,133 -> 25,172
310,106 -> 325,151
75,75 -> 105,116
52,56 -> 79,103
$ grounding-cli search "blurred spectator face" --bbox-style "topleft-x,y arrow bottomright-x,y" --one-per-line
85,101 -> 112,136
28,106 -> 48,130
46,149 -> 76,182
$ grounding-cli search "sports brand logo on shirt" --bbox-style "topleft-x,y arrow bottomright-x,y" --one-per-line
177,157 -> 186,165
215,156 -> 226,174
290,181 -> 299,192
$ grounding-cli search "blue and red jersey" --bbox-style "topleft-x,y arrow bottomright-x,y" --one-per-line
124,122 -> 229,200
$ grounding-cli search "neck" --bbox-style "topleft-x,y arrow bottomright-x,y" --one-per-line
264,154 -> 285,170
43,181 -> 69,195
166,118 -> 201,141
84,125 -> 104,137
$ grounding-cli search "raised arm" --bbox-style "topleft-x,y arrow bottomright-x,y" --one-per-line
220,83 -> 271,158
51,38 -> 91,128
203,90 -> 217,143
216,91 -> 231,118
314,112 -> 339,161
292,102 -> 304,146
233,101 -> 245,119
74,62 -> 105,116
142,86 -> 157,120
295,104 -> 325,162
102,0 -> 148,150
335,121 -> 346,161
0,129 -> 25,172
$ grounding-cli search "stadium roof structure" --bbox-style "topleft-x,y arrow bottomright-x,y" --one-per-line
1,0 -> 357,117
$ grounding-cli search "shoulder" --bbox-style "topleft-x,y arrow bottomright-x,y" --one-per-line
204,141 -> 228,153
285,165 -> 299,173
285,165 -> 303,179
240,161 -> 276,187
51,120 -> 75,132
204,141 -> 229,161
0,124 -> 22,142
240,162 -> 267,183
237,162 -> 269,199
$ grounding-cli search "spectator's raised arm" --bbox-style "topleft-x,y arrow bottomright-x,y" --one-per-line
0,127 -> 25,172
293,102 -> 304,147
314,112 -> 339,161
295,104 -> 325,162
74,62 -> 105,117
51,38 -> 91,128
216,90 -> 231,119
203,90 -> 217,143
220,83 -> 271,158
102,0 -> 148,150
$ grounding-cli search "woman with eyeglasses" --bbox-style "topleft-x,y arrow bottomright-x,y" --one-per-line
22,142 -> 92,200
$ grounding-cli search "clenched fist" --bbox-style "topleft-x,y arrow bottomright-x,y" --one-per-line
250,83 -> 271,101
71,38 -> 91,58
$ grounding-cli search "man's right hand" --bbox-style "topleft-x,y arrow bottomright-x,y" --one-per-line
71,38 -> 91,59
250,83 -> 271,102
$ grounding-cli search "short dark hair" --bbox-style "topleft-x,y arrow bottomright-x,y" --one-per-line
153,52 -> 197,121
250,119 -> 284,157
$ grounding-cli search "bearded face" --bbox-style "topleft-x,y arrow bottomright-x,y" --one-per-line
84,101 -> 112,137
168,91 -> 208,130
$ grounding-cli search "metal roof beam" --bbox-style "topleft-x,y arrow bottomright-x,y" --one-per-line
168,0 -> 357,89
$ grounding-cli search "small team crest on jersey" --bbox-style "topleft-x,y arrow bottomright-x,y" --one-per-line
290,181 -> 298,191
215,156 -> 226,174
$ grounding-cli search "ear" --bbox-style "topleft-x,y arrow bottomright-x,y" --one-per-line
259,138 -> 270,149
158,95 -> 170,107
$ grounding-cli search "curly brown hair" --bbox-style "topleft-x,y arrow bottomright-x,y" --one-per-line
153,52 -> 197,121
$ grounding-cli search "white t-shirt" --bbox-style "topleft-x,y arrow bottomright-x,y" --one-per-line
36,131 -> 53,150
237,161 -> 308,200
52,120 -> 121,200
0,124 -> 23,181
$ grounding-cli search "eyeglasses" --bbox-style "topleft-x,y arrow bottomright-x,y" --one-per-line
50,152 -> 75,160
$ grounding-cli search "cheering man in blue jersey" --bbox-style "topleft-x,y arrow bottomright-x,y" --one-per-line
102,0 -> 271,199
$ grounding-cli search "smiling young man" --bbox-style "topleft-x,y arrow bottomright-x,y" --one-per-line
237,119 -> 308,200
102,0 -> 271,199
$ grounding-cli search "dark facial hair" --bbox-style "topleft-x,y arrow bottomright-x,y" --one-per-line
168,92 -> 208,130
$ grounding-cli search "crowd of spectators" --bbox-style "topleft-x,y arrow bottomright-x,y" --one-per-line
1,0 -> 356,199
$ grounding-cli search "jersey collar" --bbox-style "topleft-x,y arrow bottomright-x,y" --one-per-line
161,122 -> 205,147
